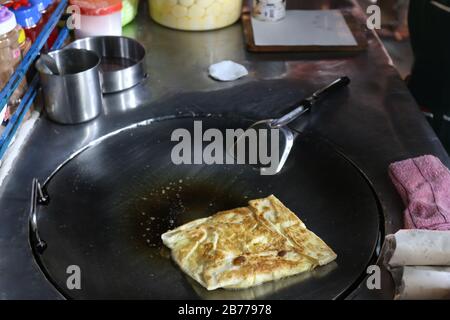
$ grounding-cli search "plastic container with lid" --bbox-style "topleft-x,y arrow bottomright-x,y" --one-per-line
69,0 -> 122,38
0,5 -> 27,123
30,0 -> 57,16
30,0 -> 58,48
252,0 -> 286,22
0,6 -> 21,90
8,0 -> 43,43
149,0 -> 243,31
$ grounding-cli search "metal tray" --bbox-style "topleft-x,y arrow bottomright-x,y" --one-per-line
29,115 -> 382,299
66,36 -> 146,94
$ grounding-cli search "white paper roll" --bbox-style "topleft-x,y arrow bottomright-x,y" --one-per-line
385,230 -> 450,267
393,266 -> 450,300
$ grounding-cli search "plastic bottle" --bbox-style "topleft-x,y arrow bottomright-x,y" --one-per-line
8,0 -> 43,43
30,0 -> 58,49
252,0 -> 286,22
0,1 -> 33,54
0,5 -> 27,126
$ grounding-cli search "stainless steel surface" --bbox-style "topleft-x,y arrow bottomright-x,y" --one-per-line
0,0 -> 449,299
66,36 -> 146,94
36,48 -> 103,124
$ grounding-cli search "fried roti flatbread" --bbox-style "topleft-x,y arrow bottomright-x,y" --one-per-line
161,195 -> 337,290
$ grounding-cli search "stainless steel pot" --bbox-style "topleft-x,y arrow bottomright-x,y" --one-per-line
66,36 -> 146,94
36,49 -> 103,125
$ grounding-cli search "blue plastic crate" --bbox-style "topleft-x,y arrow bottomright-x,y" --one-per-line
0,0 -> 69,160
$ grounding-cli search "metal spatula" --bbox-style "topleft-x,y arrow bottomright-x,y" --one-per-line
233,77 -> 351,175
39,53 -> 60,75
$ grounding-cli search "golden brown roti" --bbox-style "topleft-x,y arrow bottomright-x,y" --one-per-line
161,195 -> 337,290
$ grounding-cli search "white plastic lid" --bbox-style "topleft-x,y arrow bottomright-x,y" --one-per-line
0,6 -> 17,36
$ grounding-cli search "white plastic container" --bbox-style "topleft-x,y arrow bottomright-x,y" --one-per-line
252,0 -> 286,22
70,0 -> 123,38
149,0 -> 243,31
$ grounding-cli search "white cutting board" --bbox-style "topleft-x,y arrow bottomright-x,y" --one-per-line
251,10 -> 358,47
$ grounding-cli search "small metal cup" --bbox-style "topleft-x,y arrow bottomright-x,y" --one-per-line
36,49 -> 103,125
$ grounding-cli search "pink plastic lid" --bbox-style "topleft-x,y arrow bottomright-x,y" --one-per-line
69,0 -> 122,16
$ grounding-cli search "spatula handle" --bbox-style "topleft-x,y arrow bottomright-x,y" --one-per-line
311,76 -> 350,101
271,77 -> 350,128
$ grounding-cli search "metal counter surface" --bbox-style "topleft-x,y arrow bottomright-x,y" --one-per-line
0,0 -> 448,299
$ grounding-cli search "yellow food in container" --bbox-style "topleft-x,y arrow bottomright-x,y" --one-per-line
149,0 -> 243,31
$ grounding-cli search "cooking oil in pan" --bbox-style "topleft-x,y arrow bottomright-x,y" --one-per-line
131,178 -> 257,254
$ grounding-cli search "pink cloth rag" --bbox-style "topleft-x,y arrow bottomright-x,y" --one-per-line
389,155 -> 450,230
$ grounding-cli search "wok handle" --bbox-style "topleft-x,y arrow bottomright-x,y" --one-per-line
271,76 -> 351,128
29,179 -> 49,254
